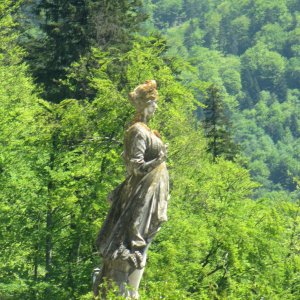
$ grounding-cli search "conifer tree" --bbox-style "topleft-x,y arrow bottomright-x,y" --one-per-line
20,0 -> 146,102
202,84 -> 239,161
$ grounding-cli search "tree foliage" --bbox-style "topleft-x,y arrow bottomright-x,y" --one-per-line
20,0 -> 146,102
145,0 -> 300,194
1,0 -> 300,299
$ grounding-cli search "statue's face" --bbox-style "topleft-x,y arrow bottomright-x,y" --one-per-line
144,100 -> 158,119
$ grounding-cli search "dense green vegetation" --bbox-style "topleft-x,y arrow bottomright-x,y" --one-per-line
0,0 -> 299,299
143,0 -> 300,197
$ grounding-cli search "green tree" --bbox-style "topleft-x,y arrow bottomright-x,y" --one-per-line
20,0 -> 146,102
153,0 -> 184,28
254,23 -> 287,53
201,85 -> 239,161
241,42 -> 287,103
287,57 -> 300,89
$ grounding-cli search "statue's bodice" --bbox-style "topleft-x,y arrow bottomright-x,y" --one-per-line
123,122 -> 165,176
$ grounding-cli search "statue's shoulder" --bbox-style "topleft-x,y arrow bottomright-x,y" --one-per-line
126,122 -> 150,136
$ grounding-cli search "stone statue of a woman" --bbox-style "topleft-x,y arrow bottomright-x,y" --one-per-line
94,80 -> 169,299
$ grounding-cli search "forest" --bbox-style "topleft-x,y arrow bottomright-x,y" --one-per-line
0,0 -> 300,299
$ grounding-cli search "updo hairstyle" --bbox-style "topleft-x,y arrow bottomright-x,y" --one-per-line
128,80 -> 158,112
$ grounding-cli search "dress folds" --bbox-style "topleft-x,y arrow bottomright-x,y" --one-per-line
96,122 -> 169,268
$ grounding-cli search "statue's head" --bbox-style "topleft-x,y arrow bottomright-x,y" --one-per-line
129,80 -> 158,119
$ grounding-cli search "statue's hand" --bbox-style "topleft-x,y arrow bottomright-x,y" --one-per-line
158,149 -> 167,163
140,145 -> 168,174
164,143 -> 169,156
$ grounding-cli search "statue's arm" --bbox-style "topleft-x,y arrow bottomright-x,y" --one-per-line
140,153 -> 166,173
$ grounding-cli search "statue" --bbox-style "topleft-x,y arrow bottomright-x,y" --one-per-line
94,80 -> 169,299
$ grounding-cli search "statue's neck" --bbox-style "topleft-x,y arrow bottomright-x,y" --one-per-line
135,113 -> 149,124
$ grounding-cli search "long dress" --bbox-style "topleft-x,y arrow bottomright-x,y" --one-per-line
96,122 -> 169,270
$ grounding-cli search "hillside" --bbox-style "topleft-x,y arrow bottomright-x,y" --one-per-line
142,0 -> 300,197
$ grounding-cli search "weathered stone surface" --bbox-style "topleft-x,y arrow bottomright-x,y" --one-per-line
94,80 -> 169,298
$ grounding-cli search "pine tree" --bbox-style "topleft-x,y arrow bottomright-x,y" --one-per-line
202,84 -> 239,161
20,0 -> 146,102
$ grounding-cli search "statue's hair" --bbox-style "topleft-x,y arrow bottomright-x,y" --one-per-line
128,80 -> 158,111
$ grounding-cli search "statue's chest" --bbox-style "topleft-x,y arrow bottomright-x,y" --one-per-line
144,133 -> 162,162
